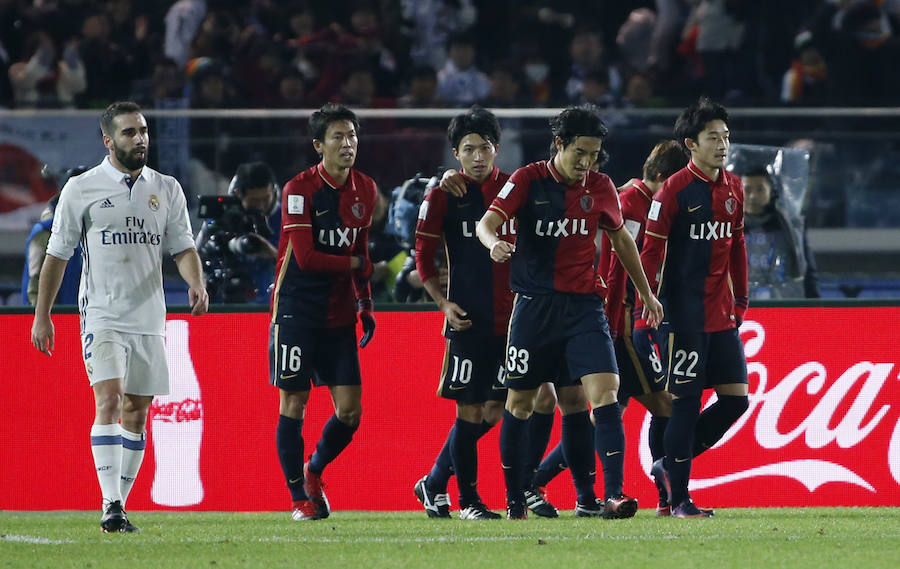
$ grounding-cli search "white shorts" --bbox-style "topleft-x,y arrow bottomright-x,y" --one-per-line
81,329 -> 169,396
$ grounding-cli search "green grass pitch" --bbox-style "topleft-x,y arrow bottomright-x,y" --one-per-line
2,509 -> 899,569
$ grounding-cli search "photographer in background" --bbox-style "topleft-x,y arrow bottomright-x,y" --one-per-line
741,164 -> 819,300
388,173 -> 440,302
196,161 -> 281,304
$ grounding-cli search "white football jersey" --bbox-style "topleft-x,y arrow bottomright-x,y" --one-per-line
47,157 -> 196,335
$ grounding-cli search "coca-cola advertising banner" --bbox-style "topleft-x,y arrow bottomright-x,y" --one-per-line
2,307 -> 898,511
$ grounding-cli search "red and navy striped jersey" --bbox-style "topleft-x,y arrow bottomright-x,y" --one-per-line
641,160 -> 749,333
489,160 -> 623,295
599,179 -> 654,338
271,162 -> 377,328
415,166 -> 515,338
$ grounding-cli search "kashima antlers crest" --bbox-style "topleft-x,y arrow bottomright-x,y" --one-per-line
725,197 -> 737,214
580,195 -> 594,212
351,202 -> 366,219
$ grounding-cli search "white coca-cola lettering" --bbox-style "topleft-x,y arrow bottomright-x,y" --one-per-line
639,319 -> 900,493
151,319 -> 205,507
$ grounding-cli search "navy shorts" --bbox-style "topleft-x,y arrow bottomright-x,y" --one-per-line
666,328 -> 748,398
616,327 -> 668,405
505,292 -> 617,391
438,334 -> 507,404
269,323 -> 362,391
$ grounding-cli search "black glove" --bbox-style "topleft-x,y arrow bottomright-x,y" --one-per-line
358,298 -> 375,348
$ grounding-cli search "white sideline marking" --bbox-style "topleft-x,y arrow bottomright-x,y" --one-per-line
2,534 -> 73,544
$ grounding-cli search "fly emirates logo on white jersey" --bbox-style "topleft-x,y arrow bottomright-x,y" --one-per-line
100,216 -> 162,246
637,319 -> 900,497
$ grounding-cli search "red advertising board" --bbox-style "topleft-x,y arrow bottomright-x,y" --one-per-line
2,307 -> 898,511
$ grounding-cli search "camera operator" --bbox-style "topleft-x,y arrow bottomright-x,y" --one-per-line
196,162 -> 281,303
388,173 -> 441,302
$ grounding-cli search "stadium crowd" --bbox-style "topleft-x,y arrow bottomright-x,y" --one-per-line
2,0 -> 899,110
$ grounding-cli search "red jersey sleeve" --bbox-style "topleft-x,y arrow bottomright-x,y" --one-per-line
729,180 -> 749,320
595,174 -> 624,231
414,187 -> 448,284
487,167 -> 531,222
641,181 -> 680,293
282,177 -> 353,273
351,226 -> 372,300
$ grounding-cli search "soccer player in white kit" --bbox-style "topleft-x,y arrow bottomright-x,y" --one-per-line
30,101 -> 209,533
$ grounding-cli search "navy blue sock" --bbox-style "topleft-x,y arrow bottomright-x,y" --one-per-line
276,415 -> 307,501
428,425 -> 456,492
524,411 -> 555,487
593,403 -> 625,498
561,411 -> 596,505
649,416 -> 669,462
692,395 -> 749,457
499,410 -> 528,505
664,397 -> 701,505
308,415 -> 358,474
533,443 -> 567,488
451,419 -> 483,507
479,420 -> 494,437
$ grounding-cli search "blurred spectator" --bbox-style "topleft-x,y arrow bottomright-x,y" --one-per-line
564,29 -> 621,104
400,0 -> 477,70
519,43 -> 553,106
622,72 -> 663,107
436,33 -> 490,106
397,65 -> 442,107
78,11 -> 135,105
164,0 -> 207,68
335,66 -> 394,108
149,57 -> 186,104
189,7 -> 241,63
187,58 -> 237,108
7,30 -> 85,107
780,30 -> 827,105
741,164 -> 820,299
234,39 -> 287,107
578,72 -> 615,107
810,0 -> 900,105
681,0 -> 754,102
483,65 -> 526,108
274,69 -> 307,108
21,166 -> 88,306
616,7 -> 657,76
648,0 -> 690,79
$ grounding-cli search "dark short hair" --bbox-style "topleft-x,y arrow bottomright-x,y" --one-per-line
447,105 -> 501,150
643,140 -> 687,181
550,104 -> 608,149
674,97 -> 729,150
308,102 -> 360,142
231,162 -> 276,195
100,101 -> 143,136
